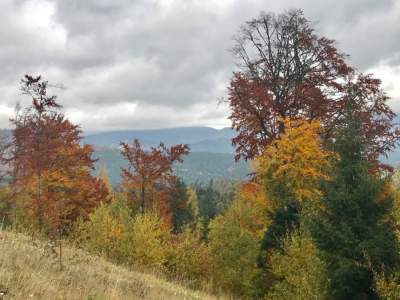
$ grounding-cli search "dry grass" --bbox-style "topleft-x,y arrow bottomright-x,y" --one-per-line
0,229 -> 221,300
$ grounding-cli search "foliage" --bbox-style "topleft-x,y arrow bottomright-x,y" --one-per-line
208,182 -> 268,298
389,169 -> 400,234
98,163 -> 113,195
7,75 -> 110,234
73,195 -> 133,262
309,105 -> 399,299
75,197 -> 170,270
267,230 -> 330,300
229,10 -> 399,164
374,272 -> 400,299
129,211 -> 170,269
194,180 -> 225,239
0,185 -> 13,226
170,179 -> 196,233
120,138 -> 189,226
261,203 -> 300,252
257,118 -> 333,251
196,180 -> 223,221
166,227 -> 212,285
257,118 -> 334,209
195,180 -> 236,237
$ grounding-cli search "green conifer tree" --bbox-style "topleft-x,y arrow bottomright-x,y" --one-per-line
309,101 -> 399,299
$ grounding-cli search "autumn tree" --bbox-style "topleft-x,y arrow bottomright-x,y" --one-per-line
76,197 -> 170,269
229,10 -> 399,163
208,182 -> 268,298
8,75 -> 109,233
256,118 -> 333,251
98,163 -> 113,195
120,139 -> 189,226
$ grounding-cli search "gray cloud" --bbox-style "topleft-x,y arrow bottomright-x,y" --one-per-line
0,0 -> 399,131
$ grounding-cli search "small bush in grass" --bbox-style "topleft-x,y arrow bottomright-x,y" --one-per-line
128,211 -> 170,270
73,196 -> 133,262
73,197 -> 170,271
166,226 -> 212,285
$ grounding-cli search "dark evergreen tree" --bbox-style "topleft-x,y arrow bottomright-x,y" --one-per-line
197,180 -> 221,221
259,161 -> 301,254
309,102 -> 399,299
261,203 -> 300,252
170,178 -> 195,233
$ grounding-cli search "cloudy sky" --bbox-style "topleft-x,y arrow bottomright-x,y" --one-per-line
0,0 -> 399,132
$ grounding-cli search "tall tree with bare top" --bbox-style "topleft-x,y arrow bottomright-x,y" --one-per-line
228,10 -> 399,165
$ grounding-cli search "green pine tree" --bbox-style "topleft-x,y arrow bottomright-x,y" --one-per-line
170,178 -> 195,233
309,104 -> 399,299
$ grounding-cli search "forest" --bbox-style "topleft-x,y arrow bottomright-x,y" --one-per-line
1,9 -> 400,299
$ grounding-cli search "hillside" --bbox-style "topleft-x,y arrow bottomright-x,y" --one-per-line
0,229 -> 220,300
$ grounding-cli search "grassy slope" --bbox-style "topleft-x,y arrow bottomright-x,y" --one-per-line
0,230 -> 220,300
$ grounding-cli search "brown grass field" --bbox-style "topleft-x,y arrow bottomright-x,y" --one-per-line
0,229 -> 221,300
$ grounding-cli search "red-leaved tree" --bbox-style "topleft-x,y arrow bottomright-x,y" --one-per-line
228,10 -> 399,164
120,139 -> 189,226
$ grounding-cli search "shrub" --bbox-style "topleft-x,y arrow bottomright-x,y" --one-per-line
267,230 -> 330,300
73,196 -> 132,263
74,197 -> 170,271
208,185 -> 268,298
374,272 -> 400,299
166,227 -> 212,285
129,212 -> 170,270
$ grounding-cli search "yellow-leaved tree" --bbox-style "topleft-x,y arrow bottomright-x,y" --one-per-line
256,118 -> 335,286
74,195 -> 170,270
98,163 -> 113,196
208,182 -> 269,298
256,117 -> 334,211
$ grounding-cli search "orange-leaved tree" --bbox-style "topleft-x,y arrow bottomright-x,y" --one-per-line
8,75 -> 110,233
120,139 -> 189,226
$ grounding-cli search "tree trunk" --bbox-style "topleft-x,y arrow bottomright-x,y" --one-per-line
141,183 -> 145,214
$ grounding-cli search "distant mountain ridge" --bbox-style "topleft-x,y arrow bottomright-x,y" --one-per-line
85,126 -> 248,185
93,149 -> 249,185
84,126 -> 236,153
84,126 -> 400,184
4,125 -> 400,184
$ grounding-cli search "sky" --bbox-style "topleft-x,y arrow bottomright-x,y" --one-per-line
0,0 -> 399,132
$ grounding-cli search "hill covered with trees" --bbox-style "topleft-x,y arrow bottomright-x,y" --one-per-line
1,9 -> 400,300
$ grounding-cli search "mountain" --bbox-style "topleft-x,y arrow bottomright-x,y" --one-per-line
84,127 -> 236,153
93,149 -> 250,185
5,125 -> 400,184
86,127 -> 250,184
